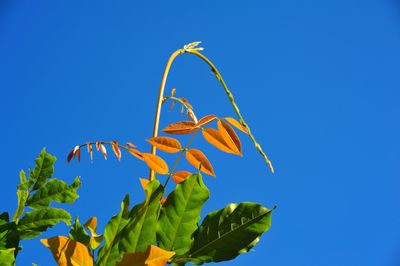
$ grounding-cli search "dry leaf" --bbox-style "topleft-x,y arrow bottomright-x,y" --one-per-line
169,100 -> 176,111
100,144 -> 107,160
129,148 -> 144,160
180,98 -> 193,109
67,149 -> 74,163
185,149 -> 215,177
146,137 -> 181,153
171,88 -> 176,96
95,142 -> 101,151
172,170 -> 192,184
117,245 -> 175,266
72,146 -> 80,162
126,142 -> 136,148
87,143 -> 93,161
40,236 -> 93,266
196,114 -> 217,128
162,121 -> 196,135
111,141 -> 122,161
202,128 -> 236,154
141,153 -> 169,175
223,117 -> 248,133
218,120 -> 242,156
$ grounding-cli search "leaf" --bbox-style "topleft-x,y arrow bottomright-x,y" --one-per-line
117,245 -> 175,266
177,202 -> 272,265
146,137 -> 182,153
185,149 -> 215,177
217,120 -> 242,155
100,144 -> 107,160
202,128 -> 236,154
87,143 -> 93,161
41,236 -> 93,266
0,248 -> 16,265
26,177 -> 81,210
162,121 -> 196,135
157,173 -> 209,256
171,88 -> 176,96
126,142 -> 136,148
223,117 -> 248,133
139,178 -> 150,191
111,141 -> 122,161
195,115 -> 217,128
95,142 -> 101,151
0,215 -> 19,251
84,217 -> 104,250
18,208 -> 71,239
69,217 -> 90,247
12,171 -> 29,222
141,153 -> 169,175
128,148 -> 144,160
171,170 -> 192,184
31,149 -> 56,191
97,195 -> 130,266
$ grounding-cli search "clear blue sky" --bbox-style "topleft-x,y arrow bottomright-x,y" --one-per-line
1,1 -> 400,265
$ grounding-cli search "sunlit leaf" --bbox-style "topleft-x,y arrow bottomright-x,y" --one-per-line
84,217 -> 98,235
139,178 -> 150,191
0,248 -> 15,264
141,153 -> 169,175
196,115 -> 217,128
218,120 -> 242,155
172,170 -> 192,184
202,128 -> 236,154
84,217 -> 103,250
128,148 -> 143,160
146,137 -> 181,153
223,117 -> 248,133
71,146 -> 81,162
126,142 -> 136,148
30,149 -> 56,191
41,236 -> 93,266
117,245 -> 175,266
100,144 -> 107,160
171,88 -> 176,96
111,141 -> 122,161
185,149 -> 215,177
162,121 -> 196,135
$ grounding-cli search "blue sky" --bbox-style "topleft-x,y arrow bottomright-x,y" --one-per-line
1,1 -> 400,265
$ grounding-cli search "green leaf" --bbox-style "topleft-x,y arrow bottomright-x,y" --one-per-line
157,173 -> 209,256
69,217 -> 90,247
17,208 -> 71,239
12,171 -> 29,222
118,179 -> 164,253
0,218 -> 19,250
96,194 -> 130,266
176,202 -> 272,265
30,149 -> 56,191
0,248 -> 16,266
26,177 -> 81,210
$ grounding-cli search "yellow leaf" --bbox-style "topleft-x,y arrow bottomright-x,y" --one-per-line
141,153 -> 169,175
218,120 -> 242,156
185,149 -> 215,177
172,170 -> 192,184
100,144 -> 107,160
223,117 -> 248,134
117,245 -> 175,266
111,141 -> 122,161
196,114 -> 217,128
146,137 -> 181,153
162,121 -> 196,135
84,217 -> 98,235
41,236 -> 93,266
202,128 -> 236,154
139,178 -> 150,190
129,148 -> 144,160
84,217 -> 103,250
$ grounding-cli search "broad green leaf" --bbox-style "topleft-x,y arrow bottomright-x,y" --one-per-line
13,171 -> 29,222
96,195 -> 130,266
69,217 -> 90,247
0,219 -> 19,251
30,149 -> 56,191
157,173 -> 209,256
26,177 -> 81,210
176,202 -> 272,265
118,179 -> 164,254
18,208 -> 71,239
0,248 -> 16,266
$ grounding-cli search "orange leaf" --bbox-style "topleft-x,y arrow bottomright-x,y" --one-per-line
202,128 -> 236,154
139,178 -> 150,190
126,142 -> 136,148
87,143 -> 93,161
141,153 -> 169,175
218,120 -> 242,156
146,137 -> 181,153
162,121 -> 196,135
172,170 -> 192,184
185,149 -> 215,177
111,141 -> 122,161
84,217 -> 98,234
117,245 -> 175,266
196,114 -> 217,128
160,197 -> 168,206
95,142 -> 101,151
100,144 -> 107,160
223,117 -> 249,134
40,236 -> 93,266
129,148 -> 144,160
181,98 -> 193,109
171,88 -> 176,96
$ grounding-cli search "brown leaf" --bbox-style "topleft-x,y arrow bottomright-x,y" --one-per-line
169,100 -> 176,111
172,170 -> 192,184
185,149 -> 215,177
95,142 -> 101,151
171,88 -> 176,96
141,153 -> 169,175
87,143 -> 93,161
162,121 -> 196,135
202,128 -> 236,154
128,148 -> 144,160
147,137 -> 181,153
196,114 -> 217,128
111,141 -> 122,161
100,144 -> 107,160
126,142 -> 136,148
117,245 -> 175,266
218,120 -> 242,155
181,98 -> 193,109
41,236 -> 93,266
72,145 -> 81,162
67,149 -> 74,163
223,117 -> 249,134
